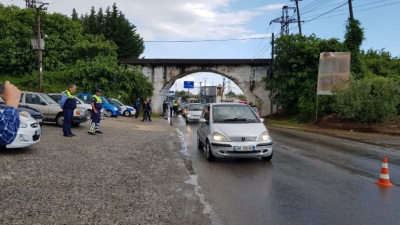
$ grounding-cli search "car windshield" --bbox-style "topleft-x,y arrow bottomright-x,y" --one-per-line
213,105 -> 259,123
109,99 -> 122,106
39,93 -> 58,104
188,104 -> 204,111
101,96 -> 110,104
75,96 -> 85,104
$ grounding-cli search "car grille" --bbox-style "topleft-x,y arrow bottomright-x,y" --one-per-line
229,136 -> 257,142
33,134 -> 40,141
30,123 -> 39,128
226,150 -> 261,154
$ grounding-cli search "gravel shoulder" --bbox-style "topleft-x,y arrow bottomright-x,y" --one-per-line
0,117 -> 212,224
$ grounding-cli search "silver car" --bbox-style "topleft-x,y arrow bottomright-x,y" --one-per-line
197,103 -> 273,162
185,103 -> 204,124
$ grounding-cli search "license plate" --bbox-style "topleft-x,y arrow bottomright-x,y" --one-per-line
35,129 -> 41,135
36,118 -> 42,123
234,146 -> 254,151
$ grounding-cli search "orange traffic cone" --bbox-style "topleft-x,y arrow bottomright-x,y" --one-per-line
376,157 -> 393,187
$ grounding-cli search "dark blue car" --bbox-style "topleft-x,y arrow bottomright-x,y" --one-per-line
0,97 -> 44,125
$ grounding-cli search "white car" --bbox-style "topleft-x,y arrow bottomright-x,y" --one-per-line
0,110 -> 41,149
197,103 -> 273,162
108,98 -> 136,117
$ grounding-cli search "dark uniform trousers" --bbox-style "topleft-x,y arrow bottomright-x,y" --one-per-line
63,108 -> 74,135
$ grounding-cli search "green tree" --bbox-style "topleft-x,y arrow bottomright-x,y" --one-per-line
263,34 -> 346,118
71,8 -> 79,22
0,4 -> 36,75
225,91 -> 236,98
344,18 -> 365,79
332,77 -> 400,123
360,49 -> 400,78
78,3 -> 144,58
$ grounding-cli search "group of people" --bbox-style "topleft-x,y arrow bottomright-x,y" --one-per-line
60,85 -> 103,137
161,100 -> 179,118
134,98 -> 153,122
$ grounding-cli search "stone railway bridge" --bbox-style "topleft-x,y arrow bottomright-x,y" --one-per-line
119,58 -> 274,117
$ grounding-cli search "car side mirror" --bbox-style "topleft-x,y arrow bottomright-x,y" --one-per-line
199,118 -> 206,123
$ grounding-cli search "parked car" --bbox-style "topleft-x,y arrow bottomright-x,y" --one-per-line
197,103 -> 273,162
48,93 -> 106,117
20,91 -> 89,126
77,93 -> 121,117
185,103 -> 204,124
0,109 -> 41,149
107,98 -> 136,117
0,97 -> 44,126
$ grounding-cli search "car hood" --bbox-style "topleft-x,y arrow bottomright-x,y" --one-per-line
187,110 -> 202,116
0,103 -> 43,116
212,123 -> 267,138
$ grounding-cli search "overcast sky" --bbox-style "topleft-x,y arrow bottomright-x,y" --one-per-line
2,0 -> 399,94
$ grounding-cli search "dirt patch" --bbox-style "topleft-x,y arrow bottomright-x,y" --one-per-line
310,113 -> 400,136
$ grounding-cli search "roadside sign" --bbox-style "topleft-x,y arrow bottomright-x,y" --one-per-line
184,81 -> 194,89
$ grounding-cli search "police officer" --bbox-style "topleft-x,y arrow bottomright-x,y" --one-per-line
60,84 -> 77,137
88,89 -> 103,135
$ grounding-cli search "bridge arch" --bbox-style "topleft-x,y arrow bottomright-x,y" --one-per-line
120,59 -> 275,117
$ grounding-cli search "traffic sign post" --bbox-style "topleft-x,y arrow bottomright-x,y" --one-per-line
184,81 -> 194,98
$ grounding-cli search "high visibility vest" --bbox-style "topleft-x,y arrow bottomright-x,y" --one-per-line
92,95 -> 102,103
173,103 -> 178,107
62,90 -> 74,98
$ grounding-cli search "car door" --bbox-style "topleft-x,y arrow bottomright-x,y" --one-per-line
24,93 -> 50,119
198,104 -> 211,144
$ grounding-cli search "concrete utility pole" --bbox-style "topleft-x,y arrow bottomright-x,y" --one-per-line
348,0 -> 354,19
290,0 -> 302,35
270,6 -> 297,35
26,0 -> 48,93
270,33 -> 275,118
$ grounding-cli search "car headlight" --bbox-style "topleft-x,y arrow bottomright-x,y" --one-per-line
187,114 -> 191,117
258,132 -> 271,141
212,132 -> 228,142
19,111 -> 31,117
20,123 -> 28,128
75,110 -> 81,116
114,107 -> 118,110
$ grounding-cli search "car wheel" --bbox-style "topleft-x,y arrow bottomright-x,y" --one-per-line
197,133 -> 203,149
206,140 -> 216,162
55,114 -> 64,127
123,110 -> 131,117
106,110 -> 113,117
261,152 -> 273,161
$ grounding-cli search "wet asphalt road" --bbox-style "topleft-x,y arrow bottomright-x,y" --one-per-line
173,115 -> 400,225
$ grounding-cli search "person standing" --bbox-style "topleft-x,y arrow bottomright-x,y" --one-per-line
60,84 -> 77,137
134,98 -> 140,118
0,81 -> 21,145
141,100 -> 150,122
169,101 -> 173,117
162,101 -> 168,116
88,89 -> 104,135
148,99 -> 153,122
173,100 -> 179,118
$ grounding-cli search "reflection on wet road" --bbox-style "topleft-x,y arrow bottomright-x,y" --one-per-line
172,115 -> 400,225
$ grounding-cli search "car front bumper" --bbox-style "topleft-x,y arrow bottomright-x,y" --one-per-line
73,115 -> 89,123
210,141 -> 273,158
6,123 -> 41,148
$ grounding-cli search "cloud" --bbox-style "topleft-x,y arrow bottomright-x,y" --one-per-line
3,0 -> 283,41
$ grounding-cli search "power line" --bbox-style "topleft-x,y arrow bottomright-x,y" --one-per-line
143,36 -> 272,43
302,0 -> 333,15
248,24 -> 272,58
306,2 -> 348,23
301,1 -> 347,15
